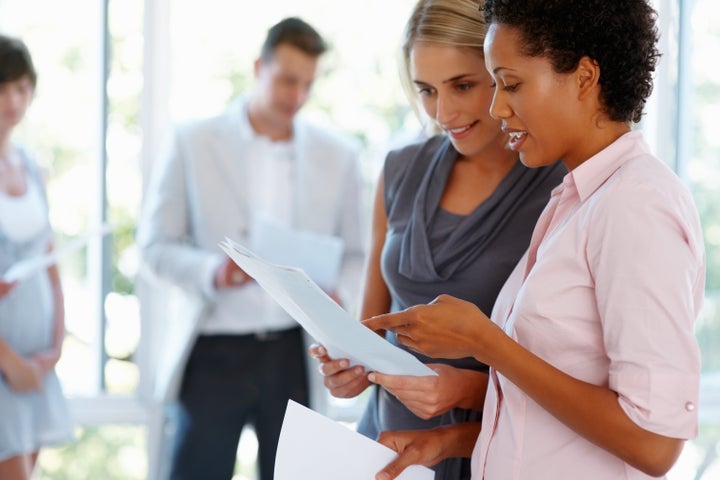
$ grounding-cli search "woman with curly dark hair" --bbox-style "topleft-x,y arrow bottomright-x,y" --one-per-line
365,1 -> 705,479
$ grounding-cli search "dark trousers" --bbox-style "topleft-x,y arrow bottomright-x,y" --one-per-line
169,328 -> 309,480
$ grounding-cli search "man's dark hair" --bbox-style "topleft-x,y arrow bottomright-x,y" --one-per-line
260,17 -> 328,61
0,34 -> 37,87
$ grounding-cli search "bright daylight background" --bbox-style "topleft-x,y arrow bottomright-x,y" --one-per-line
0,0 -> 719,478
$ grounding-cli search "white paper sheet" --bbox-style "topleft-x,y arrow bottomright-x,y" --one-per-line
250,214 -> 344,291
275,400 -> 435,480
220,237 -> 436,377
2,223 -> 114,282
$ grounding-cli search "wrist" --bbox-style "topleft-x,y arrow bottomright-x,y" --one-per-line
436,423 -> 481,459
0,338 -> 9,367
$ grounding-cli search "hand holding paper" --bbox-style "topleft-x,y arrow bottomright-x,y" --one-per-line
219,237 -> 436,377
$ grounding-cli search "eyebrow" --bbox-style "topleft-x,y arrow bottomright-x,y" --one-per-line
413,73 -> 476,86
492,66 -> 514,74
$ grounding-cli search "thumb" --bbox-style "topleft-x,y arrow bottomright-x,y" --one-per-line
376,454 -> 415,480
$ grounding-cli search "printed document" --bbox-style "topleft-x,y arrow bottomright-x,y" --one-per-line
275,400 -> 434,480
220,237 -> 436,376
250,214 -> 344,291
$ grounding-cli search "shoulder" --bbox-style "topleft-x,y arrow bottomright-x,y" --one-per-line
15,146 -> 47,184
603,154 -> 692,209
174,97 -> 247,143
591,154 -> 702,251
384,135 -> 447,183
174,110 -> 231,141
298,119 -> 361,156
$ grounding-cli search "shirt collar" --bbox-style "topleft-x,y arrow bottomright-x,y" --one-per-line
233,96 -> 298,147
568,130 -> 648,202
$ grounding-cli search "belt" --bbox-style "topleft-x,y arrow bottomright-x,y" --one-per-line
199,326 -> 302,343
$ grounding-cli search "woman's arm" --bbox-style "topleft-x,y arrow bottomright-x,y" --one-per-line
310,171 -> 392,398
0,337 -> 44,392
375,422 -> 482,480
488,326 -> 683,477
368,364 -> 488,418
364,295 -> 684,477
0,279 -> 18,298
30,241 -> 65,376
359,171 -> 392,321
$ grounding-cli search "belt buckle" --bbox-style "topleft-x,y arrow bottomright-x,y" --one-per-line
255,330 -> 279,341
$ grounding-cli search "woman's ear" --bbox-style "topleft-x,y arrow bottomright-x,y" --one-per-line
576,56 -> 600,100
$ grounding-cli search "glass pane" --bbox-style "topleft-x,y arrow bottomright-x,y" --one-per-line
670,0 -> 720,478
104,0 -> 144,396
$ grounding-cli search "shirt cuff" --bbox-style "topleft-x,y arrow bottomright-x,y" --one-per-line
200,254 -> 224,301
613,370 -> 699,439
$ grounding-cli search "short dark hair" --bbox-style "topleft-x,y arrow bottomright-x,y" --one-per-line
259,17 -> 328,61
482,0 -> 660,124
0,34 -> 37,87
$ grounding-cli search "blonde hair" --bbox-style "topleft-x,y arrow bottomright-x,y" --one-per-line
400,0 -> 487,134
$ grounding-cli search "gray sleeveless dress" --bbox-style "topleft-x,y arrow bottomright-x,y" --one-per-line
0,148 -> 73,461
357,136 -> 566,480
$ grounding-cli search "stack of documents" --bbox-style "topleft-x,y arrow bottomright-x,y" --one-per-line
220,237 -> 436,377
275,400 -> 434,480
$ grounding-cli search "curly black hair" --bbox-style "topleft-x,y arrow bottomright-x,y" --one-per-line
482,0 -> 660,124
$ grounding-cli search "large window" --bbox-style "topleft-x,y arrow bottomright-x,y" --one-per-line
1,0 -> 718,478
672,0 -> 720,477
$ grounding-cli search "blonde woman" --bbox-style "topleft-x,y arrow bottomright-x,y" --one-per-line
310,1 -> 564,478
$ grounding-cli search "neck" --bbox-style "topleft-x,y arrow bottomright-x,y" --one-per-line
0,131 -> 11,160
461,135 -> 519,175
246,99 -> 293,142
564,121 -> 631,171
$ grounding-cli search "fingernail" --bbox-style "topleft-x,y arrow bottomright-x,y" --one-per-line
340,359 -> 349,368
368,373 -> 376,382
377,473 -> 390,480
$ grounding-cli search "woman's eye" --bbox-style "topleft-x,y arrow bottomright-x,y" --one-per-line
504,83 -> 520,92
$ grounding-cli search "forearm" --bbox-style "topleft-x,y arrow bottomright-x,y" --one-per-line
440,422 -> 482,459
0,336 -> 11,372
31,263 -> 65,374
455,369 -> 488,411
488,335 -> 683,476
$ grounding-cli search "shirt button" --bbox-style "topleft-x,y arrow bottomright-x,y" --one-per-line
685,402 -> 696,412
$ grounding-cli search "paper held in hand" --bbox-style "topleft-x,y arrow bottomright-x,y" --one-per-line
219,237 -> 436,377
2,223 -> 114,283
275,400 -> 434,480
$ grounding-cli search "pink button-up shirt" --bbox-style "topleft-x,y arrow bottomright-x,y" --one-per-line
473,131 -> 705,479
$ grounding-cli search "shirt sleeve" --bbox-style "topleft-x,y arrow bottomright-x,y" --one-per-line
588,176 -> 704,439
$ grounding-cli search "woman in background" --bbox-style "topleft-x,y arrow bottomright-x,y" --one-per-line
0,34 -> 73,480
310,1 -> 564,478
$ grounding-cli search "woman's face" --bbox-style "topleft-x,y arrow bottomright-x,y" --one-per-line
410,43 -> 505,159
0,75 -> 34,134
484,24 -> 587,170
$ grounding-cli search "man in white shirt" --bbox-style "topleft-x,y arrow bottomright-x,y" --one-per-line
137,17 -> 365,480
